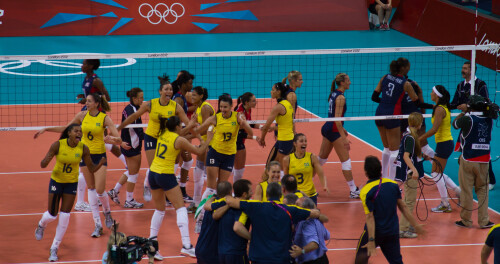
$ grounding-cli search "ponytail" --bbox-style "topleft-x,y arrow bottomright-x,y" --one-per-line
159,116 -> 181,136
329,73 -> 348,101
158,74 -> 170,91
407,112 -> 423,158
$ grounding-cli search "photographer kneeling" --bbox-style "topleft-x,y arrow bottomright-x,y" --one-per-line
453,95 -> 498,229
103,225 -> 158,264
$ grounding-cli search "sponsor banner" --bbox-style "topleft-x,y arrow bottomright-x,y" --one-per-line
391,0 -> 500,71
0,0 -> 367,37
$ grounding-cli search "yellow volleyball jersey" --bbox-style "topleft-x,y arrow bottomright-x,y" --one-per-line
81,111 -> 106,154
145,98 -> 177,138
196,101 -> 214,141
432,104 -> 453,143
212,112 -> 240,155
276,100 -> 294,141
51,139 -> 84,183
150,131 -> 181,174
289,152 -> 317,197
259,181 -> 282,202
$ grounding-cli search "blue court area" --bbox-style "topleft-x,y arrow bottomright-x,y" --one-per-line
1,29 -> 499,210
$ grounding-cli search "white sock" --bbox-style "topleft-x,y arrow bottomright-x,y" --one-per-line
381,148 -> 390,178
318,157 -> 327,166
114,182 -> 122,193
387,150 -> 399,180
346,180 -> 357,192
443,173 -> 458,190
118,154 -> 127,167
39,211 -> 57,227
77,172 -> 86,204
193,163 -> 204,206
149,210 -> 165,239
87,189 -> 101,226
202,187 -> 216,201
180,182 -> 186,188
97,192 -> 111,213
431,172 -> 449,206
233,168 -> 245,182
144,169 -> 150,188
174,163 -> 179,175
176,207 -> 191,248
51,212 -> 70,249
126,191 -> 134,202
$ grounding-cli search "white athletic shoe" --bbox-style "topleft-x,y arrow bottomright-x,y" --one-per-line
91,225 -> 103,238
104,212 -> 114,229
48,248 -> 58,262
35,224 -> 45,240
108,189 -> 120,204
349,187 -> 360,199
124,199 -> 144,208
74,202 -> 91,212
143,186 -> 152,202
489,184 -> 495,191
154,251 -> 164,261
180,245 -> 196,257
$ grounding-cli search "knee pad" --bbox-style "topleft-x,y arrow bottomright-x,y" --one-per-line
421,144 -> 435,158
181,159 -> 193,171
390,150 -> 399,159
341,159 -> 352,171
196,160 -> 205,170
318,157 -> 327,166
383,148 -> 391,155
127,173 -> 139,184
105,143 -> 113,151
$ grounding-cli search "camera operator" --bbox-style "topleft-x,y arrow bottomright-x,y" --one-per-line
452,95 -> 498,229
102,225 -> 157,264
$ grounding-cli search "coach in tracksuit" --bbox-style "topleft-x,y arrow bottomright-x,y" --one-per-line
453,95 -> 495,229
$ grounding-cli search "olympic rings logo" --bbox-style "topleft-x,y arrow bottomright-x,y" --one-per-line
0,53 -> 136,77
139,3 -> 185,25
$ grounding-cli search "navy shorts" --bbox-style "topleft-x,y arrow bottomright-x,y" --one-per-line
148,171 -> 178,191
121,142 -> 142,157
236,140 -> 246,151
275,140 -> 294,155
321,122 -> 341,143
219,254 -> 249,264
375,106 -> 401,129
144,134 -> 157,151
79,153 -> 107,167
309,194 -> 318,205
435,140 -> 454,159
48,178 -> 77,195
355,229 -> 402,264
206,147 -> 235,172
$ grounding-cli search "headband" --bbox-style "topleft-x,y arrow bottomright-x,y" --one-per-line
432,86 -> 443,98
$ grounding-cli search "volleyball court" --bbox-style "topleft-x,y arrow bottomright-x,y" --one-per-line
1,45 -> 500,263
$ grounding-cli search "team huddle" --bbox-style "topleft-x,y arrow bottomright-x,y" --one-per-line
31,57 -> 497,264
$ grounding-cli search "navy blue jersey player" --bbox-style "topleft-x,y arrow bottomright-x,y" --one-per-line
372,58 -> 419,180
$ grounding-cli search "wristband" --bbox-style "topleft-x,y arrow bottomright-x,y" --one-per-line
301,249 -> 305,255
259,125 -> 264,129
253,135 -> 257,140
208,125 -> 214,132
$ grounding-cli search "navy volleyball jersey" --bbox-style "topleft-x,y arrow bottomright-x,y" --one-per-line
217,207 -> 250,256
196,201 -> 226,263
395,131 -> 423,182
121,104 -> 144,148
172,92 -> 188,113
401,78 -> 420,115
377,74 -> 407,115
82,74 -> 100,97
485,224 -> 500,264
326,89 -> 346,132
239,200 -> 310,263
461,115 -> 492,162
284,85 -> 298,112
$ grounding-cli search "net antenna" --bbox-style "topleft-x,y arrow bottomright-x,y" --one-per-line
470,0 -> 479,95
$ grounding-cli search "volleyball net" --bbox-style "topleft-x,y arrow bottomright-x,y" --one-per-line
0,44 -> 498,131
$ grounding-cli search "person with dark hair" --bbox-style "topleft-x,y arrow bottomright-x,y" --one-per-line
107,88 -> 145,209
481,223 -> 500,263
36,93 -> 125,238
355,156 -> 425,264
193,93 -> 255,203
419,85 -> 461,213
319,72 -> 360,199
77,59 -> 110,107
283,133 -> 328,204
171,70 -> 195,203
148,115 -> 213,259
118,75 -> 191,203
290,197 -> 330,264
226,182 -> 322,264
260,82 -> 295,175
254,161 -> 282,201
34,124 -> 105,261
195,181 -> 233,264
233,92 -> 258,183
368,0 -> 392,30
207,179 -> 253,264
372,57 -> 419,180
453,95 -> 496,228
451,61 -> 495,190
281,174 -> 305,199
188,86 -> 215,213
